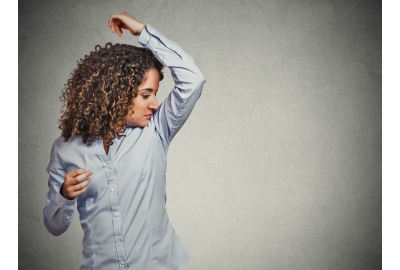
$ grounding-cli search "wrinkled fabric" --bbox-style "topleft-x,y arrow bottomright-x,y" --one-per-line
43,25 -> 205,270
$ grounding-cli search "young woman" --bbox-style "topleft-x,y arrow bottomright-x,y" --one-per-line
43,12 -> 205,270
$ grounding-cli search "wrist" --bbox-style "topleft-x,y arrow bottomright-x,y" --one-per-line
60,184 -> 73,200
134,23 -> 146,36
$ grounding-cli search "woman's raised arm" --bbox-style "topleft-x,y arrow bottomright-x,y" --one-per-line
108,12 -> 206,144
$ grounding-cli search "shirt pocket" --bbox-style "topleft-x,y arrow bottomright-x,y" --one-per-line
80,172 -> 108,204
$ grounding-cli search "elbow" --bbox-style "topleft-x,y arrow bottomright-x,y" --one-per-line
197,71 -> 206,86
44,219 -> 65,236
43,209 -> 66,236
190,64 -> 205,87
48,229 -> 64,237
194,72 -> 206,91
192,74 -> 205,100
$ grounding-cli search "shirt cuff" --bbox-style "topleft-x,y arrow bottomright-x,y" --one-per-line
55,191 -> 76,208
138,25 -> 152,46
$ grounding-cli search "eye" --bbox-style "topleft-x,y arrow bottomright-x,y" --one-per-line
142,94 -> 150,99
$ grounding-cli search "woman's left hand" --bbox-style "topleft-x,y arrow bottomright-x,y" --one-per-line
108,12 -> 146,37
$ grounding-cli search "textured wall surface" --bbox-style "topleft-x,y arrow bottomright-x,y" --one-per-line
19,0 -> 381,269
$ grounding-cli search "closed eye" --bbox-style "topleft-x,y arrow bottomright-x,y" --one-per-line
139,88 -> 158,98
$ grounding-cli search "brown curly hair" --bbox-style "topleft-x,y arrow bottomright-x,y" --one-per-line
58,42 -> 164,146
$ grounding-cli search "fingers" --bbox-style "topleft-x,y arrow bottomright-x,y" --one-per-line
65,169 -> 92,183
70,177 -> 91,193
66,168 -> 86,178
62,177 -> 91,199
108,14 -> 123,37
62,169 -> 93,199
116,25 -> 123,37
108,12 -> 145,37
66,180 -> 91,199
75,170 -> 93,182
108,15 -> 117,34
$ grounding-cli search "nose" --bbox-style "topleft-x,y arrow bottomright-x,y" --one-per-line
149,96 -> 159,111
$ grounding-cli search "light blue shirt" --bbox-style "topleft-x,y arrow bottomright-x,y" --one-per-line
43,25 -> 205,270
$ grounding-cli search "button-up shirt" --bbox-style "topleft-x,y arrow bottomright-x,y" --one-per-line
43,25 -> 205,270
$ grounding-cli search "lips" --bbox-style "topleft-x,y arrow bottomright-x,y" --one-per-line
144,114 -> 152,119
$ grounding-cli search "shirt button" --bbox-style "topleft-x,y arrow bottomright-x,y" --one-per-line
106,164 -> 110,169
121,261 -> 125,265
110,187 -> 115,192
114,212 -> 119,217
117,236 -> 121,241
66,216 -> 70,220
146,37 -> 150,41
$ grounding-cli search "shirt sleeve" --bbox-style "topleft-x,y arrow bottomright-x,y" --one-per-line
139,25 -> 206,145
43,141 -> 76,236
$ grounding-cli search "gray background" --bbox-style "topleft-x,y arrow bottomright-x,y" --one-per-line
19,0 -> 381,269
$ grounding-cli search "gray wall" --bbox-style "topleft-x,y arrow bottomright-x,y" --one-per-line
19,0 -> 381,269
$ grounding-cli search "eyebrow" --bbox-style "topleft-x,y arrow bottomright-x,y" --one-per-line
139,88 -> 158,93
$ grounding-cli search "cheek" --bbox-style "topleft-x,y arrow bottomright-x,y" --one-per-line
132,99 -> 147,111
129,98 -> 138,112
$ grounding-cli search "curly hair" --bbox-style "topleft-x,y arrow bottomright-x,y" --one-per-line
58,42 -> 164,146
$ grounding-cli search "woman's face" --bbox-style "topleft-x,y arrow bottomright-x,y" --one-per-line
125,68 -> 160,127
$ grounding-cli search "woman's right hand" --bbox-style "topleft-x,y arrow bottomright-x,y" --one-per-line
61,168 -> 92,200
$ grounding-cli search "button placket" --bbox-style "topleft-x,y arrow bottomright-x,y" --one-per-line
95,141 -> 128,269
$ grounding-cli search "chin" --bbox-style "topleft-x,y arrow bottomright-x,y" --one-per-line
129,121 -> 150,128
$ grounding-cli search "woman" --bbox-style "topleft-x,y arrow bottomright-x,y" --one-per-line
43,12 -> 205,270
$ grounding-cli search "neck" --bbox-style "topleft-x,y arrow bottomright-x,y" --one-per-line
103,140 -> 110,154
